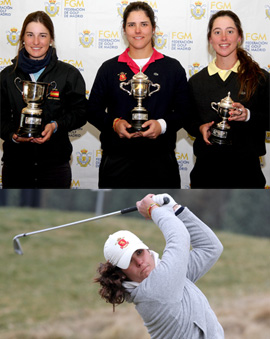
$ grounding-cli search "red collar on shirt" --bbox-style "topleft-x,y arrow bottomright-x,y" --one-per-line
118,48 -> 164,74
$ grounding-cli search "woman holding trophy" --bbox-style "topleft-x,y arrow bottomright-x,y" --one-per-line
0,11 -> 86,188
186,10 -> 269,188
87,1 -> 188,188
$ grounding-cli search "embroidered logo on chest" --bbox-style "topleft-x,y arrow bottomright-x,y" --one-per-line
118,72 -> 127,82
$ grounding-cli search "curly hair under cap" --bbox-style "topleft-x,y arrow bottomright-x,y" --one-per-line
94,261 -> 128,312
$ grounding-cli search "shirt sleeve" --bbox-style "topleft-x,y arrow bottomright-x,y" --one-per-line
176,207 -> 223,283
143,208 -> 191,302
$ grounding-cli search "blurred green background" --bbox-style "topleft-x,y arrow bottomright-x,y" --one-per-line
1,189 -> 270,338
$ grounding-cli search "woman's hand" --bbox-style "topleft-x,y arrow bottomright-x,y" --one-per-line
136,194 -> 156,219
12,134 -> 33,143
114,119 -> 141,139
199,121 -> 215,145
140,120 -> 162,139
229,102 -> 248,122
31,122 -> 56,144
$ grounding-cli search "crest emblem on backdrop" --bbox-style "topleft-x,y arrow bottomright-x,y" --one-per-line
6,28 -> 19,46
191,2 -> 206,20
188,63 -> 204,78
79,30 -> 94,48
155,32 -> 168,50
266,131 -> 270,143
266,6 -> 270,19
45,0 -> 60,17
77,149 -> 91,167
117,0 -> 129,18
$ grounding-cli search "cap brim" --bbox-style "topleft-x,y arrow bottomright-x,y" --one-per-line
117,243 -> 149,269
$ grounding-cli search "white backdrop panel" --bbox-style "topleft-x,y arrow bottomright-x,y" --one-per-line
1,0 -> 269,188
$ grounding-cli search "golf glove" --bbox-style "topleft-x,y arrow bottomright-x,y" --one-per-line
152,193 -> 178,212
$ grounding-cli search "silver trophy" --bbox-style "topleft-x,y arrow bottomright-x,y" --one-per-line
14,77 -> 57,138
119,69 -> 161,132
210,92 -> 235,145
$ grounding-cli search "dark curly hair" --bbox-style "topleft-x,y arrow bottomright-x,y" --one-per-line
94,261 -> 128,312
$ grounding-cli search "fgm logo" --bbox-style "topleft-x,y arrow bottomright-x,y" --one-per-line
45,0 -> 60,17
245,32 -> 268,53
117,0 -> 129,18
76,149 -> 91,167
79,30 -> 94,48
191,1 -> 206,20
188,62 -> 204,78
0,0 -> 13,17
155,31 -> 168,50
6,27 -> 19,46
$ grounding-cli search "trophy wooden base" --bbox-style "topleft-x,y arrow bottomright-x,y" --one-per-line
210,126 -> 232,145
17,113 -> 43,138
127,110 -> 149,133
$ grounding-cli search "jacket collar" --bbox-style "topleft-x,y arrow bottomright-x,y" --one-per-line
118,48 -> 164,73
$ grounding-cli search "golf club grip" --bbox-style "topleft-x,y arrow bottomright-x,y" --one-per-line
121,206 -> 138,214
120,196 -> 170,215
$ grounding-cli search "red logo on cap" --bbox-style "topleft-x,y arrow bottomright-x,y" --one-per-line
117,237 -> 129,249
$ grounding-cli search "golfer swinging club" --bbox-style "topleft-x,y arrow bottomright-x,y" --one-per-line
95,193 -> 224,338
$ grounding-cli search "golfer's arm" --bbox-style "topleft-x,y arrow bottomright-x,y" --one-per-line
176,207 -> 223,283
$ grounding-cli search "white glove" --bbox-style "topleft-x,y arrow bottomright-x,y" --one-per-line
152,193 -> 178,211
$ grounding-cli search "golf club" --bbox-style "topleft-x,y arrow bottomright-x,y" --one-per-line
13,197 -> 170,255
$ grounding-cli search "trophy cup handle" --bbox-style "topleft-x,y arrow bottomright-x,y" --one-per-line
148,82 -> 161,96
50,81 -> 57,90
119,80 -> 132,95
46,81 -> 57,97
211,102 -> 219,112
14,77 -> 23,94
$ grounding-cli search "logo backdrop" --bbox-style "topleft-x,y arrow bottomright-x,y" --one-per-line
1,0 -> 269,188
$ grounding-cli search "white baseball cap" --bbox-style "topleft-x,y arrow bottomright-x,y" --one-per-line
104,230 -> 149,269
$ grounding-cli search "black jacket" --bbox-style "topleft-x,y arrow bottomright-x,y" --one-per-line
87,52 -> 189,157
0,48 -> 86,166
186,67 -> 269,158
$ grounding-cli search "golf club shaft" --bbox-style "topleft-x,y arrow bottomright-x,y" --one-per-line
13,196 -> 170,255
16,206 -> 138,239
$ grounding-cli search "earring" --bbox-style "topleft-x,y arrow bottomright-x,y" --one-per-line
49,43 -> 52,46
23,41 -> 25,45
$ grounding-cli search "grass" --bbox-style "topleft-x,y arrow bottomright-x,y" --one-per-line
1,207 -> 270,337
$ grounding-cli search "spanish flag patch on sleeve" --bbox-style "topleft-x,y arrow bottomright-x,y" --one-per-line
50,90 -> 60,98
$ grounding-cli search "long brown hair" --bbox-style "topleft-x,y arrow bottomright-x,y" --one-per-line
94,262 -> 128,312
207,10 -> 265,101
122,1 -> 156,47
15,11 -> 55,69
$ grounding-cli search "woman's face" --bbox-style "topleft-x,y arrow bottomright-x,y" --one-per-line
209,16 -> 241,59
122,249 -> 155,283
23,21 -> 52,60
124,10 -> 154,54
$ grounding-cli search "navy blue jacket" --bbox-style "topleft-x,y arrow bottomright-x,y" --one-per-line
87,49 -> 188,157
0,48 -> 86,166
